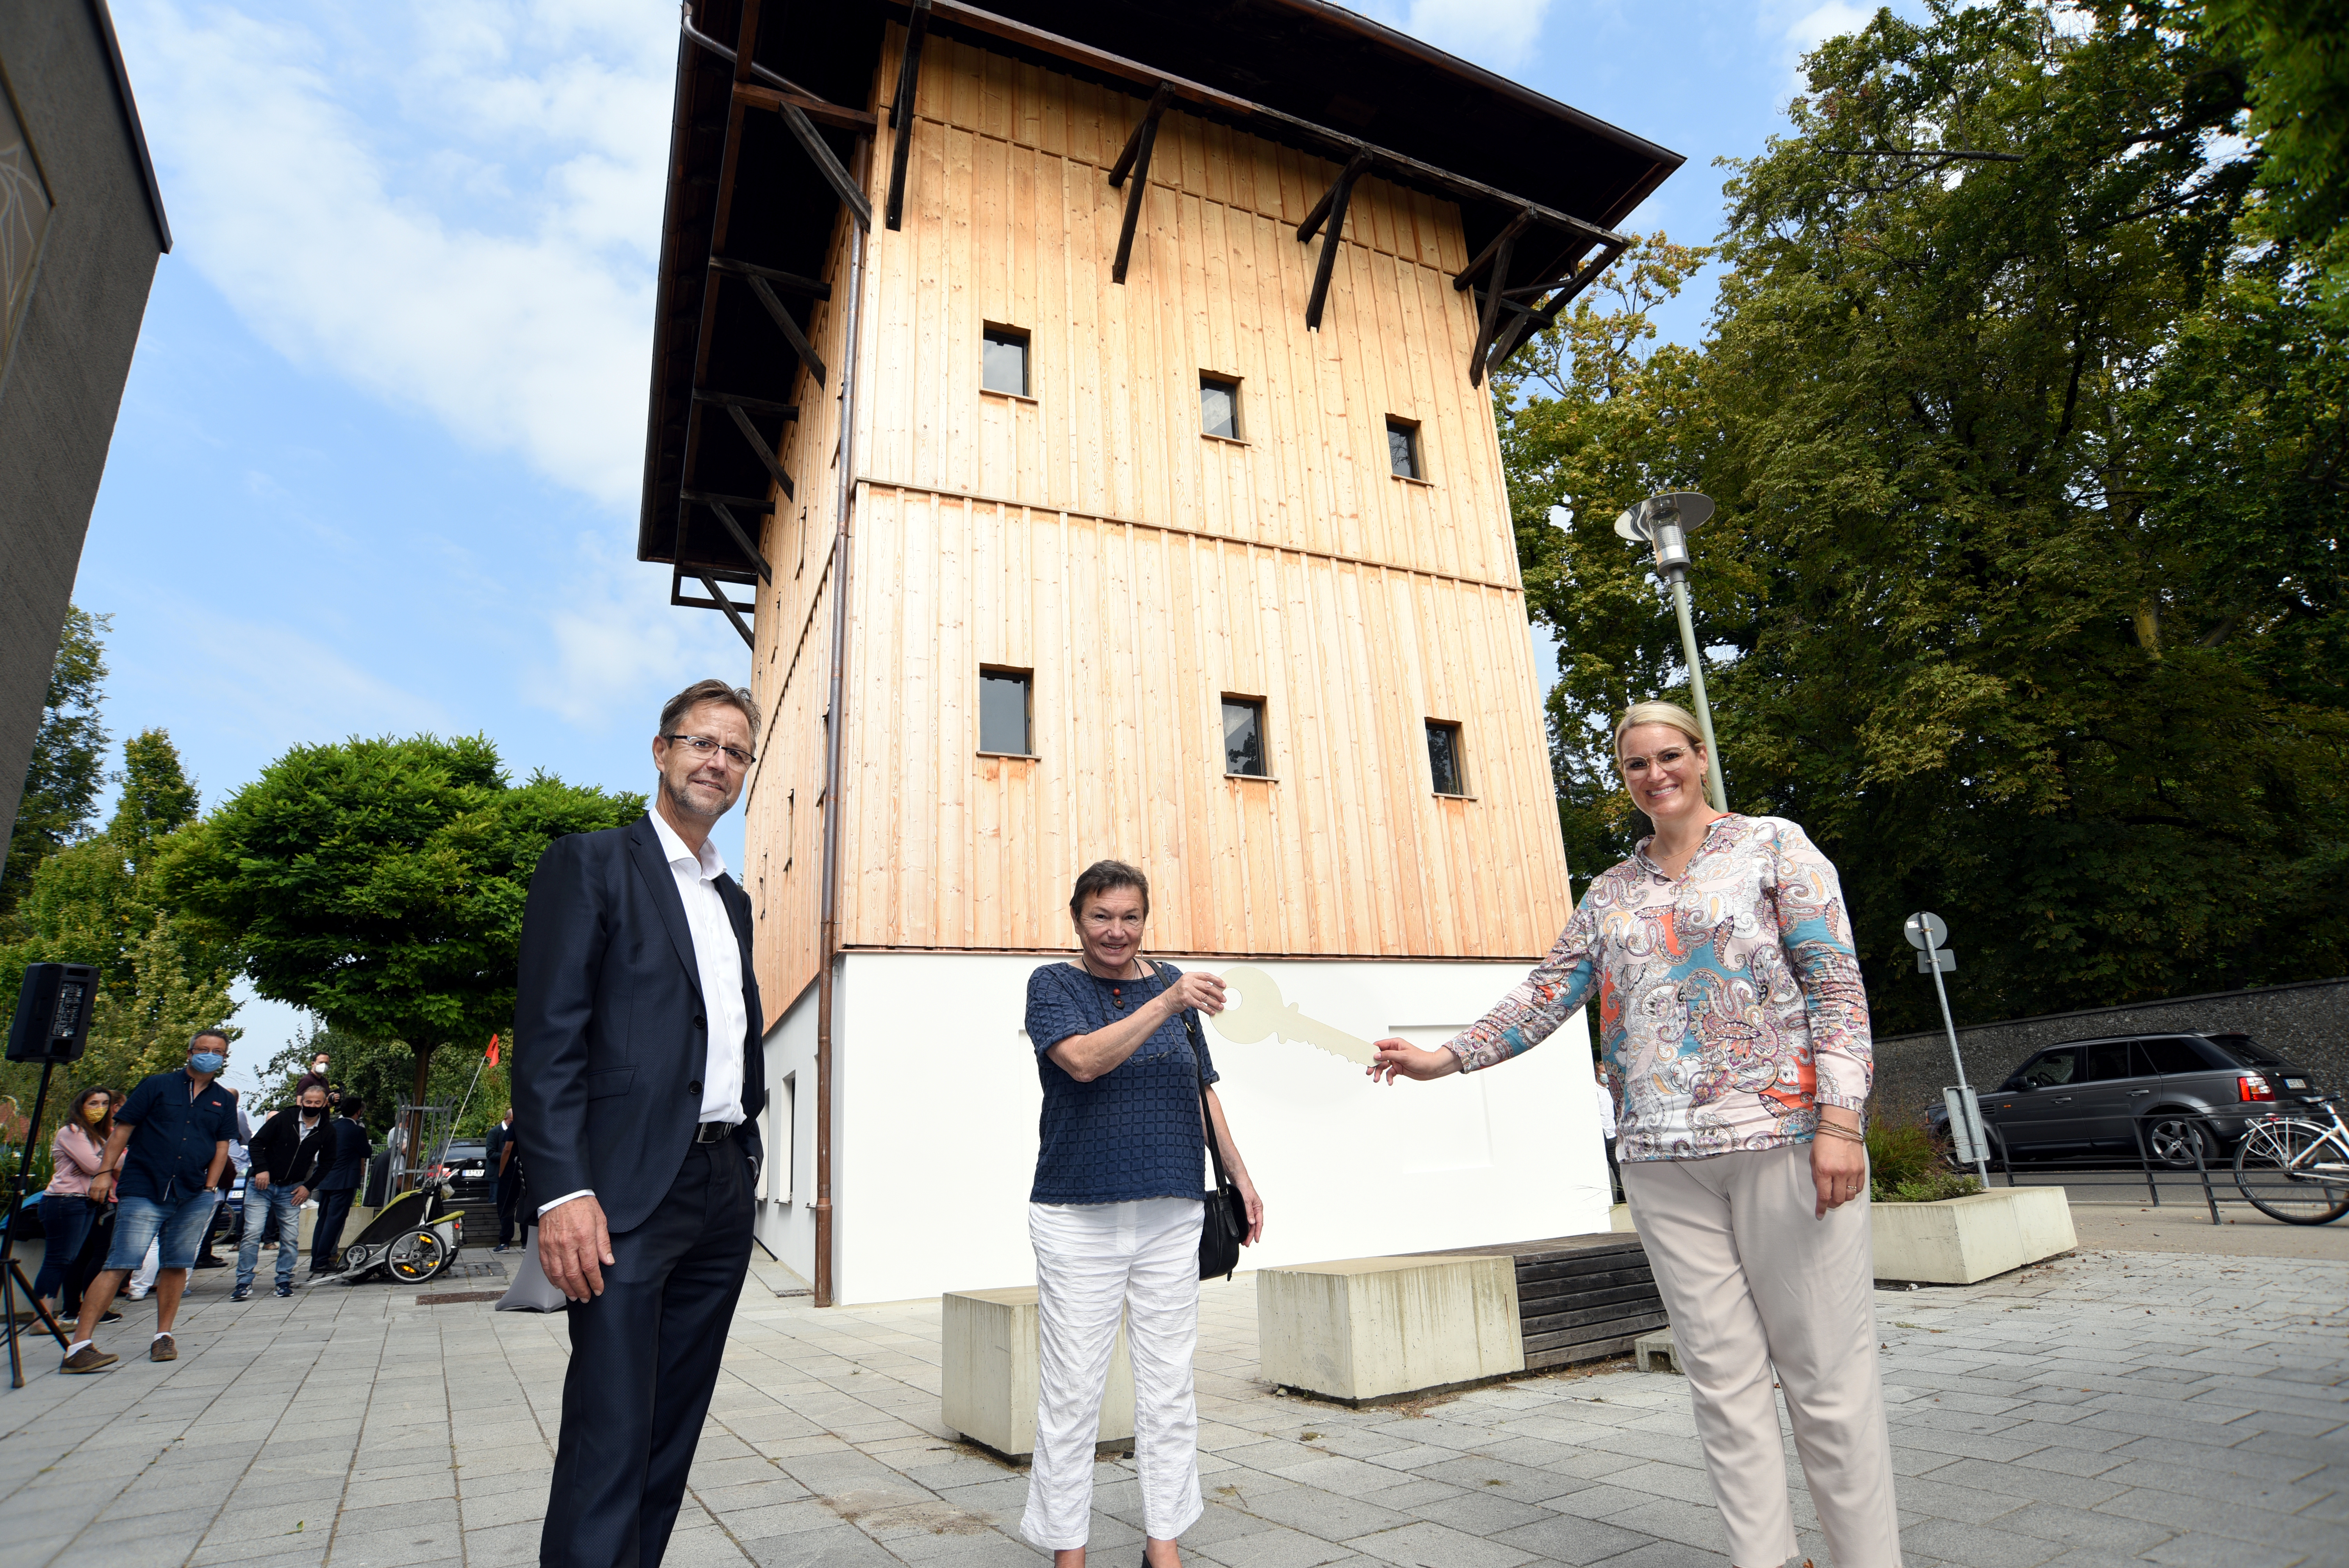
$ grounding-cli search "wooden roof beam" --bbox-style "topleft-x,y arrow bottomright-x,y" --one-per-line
1301,151 -> 1373,331
921,0 -> 1629,258
885,0 -> 932,231
1109,83 -> 1173,285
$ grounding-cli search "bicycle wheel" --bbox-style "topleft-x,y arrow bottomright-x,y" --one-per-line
2232,1119 -> 2349,1225
386,1229 -> 450,1282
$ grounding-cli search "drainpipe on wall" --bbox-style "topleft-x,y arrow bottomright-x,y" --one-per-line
813,137 -> 870,1309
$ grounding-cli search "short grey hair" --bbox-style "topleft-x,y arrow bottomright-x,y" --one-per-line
188,1027 -> 231,1052
659,679 -> 759,745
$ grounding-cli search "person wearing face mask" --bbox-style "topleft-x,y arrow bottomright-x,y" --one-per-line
1370,700 -> 1898,1568
35,1089 -> 116,1322
61,1030 -> 241,1373
235,1082 -> 333,1300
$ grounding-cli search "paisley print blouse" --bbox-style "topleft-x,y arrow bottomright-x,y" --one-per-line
1445,814 -> 1873,1161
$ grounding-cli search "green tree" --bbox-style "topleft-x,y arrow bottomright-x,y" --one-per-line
1502,0 -> 2349,1033
2204,0 -> 2349,316
159,734 -> 642,1109
3,608 -> 111,920
0,729 -> 233,1116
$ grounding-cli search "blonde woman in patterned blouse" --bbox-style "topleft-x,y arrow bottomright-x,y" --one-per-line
1370,700 -> 1900,1568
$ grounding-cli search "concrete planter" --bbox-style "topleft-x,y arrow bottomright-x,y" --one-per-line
1871,1186 -> 2076,1286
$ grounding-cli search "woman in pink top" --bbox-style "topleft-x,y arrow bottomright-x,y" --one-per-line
36,1087 -> 116,1317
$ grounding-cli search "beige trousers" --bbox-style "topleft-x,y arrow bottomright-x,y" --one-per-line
1620,1142 -> 1902,1568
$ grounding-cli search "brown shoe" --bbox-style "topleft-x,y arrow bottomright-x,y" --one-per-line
61,1344 -> 118,1374
150,1333 -> 176,1362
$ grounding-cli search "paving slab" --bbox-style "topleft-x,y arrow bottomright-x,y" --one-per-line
3,1242 -> 2342,1568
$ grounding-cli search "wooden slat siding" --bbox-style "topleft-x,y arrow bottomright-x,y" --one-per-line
865,34 -> 1522,583
836,491 -> 1566,957
810,30 -> 1568,960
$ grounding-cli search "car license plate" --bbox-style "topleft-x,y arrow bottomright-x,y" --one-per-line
2285,1078 -> 2308,1089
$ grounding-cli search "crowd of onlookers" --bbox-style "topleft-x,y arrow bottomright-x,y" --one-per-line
30,1039 -> 388,1372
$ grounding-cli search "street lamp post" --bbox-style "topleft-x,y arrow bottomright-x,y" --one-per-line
1613,492 -> 1729,812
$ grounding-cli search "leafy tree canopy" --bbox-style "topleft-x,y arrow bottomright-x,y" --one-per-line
3,608 -> 111,920
0,729 -> 233,1113
158,734 -> 642,1100
1501,0 -> 2347,1034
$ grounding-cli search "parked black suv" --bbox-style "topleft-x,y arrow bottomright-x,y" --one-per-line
1929,1032 -> 2326,1168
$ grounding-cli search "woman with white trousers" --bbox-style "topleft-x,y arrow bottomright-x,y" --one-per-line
1371,700 -> 1901,1568
1022,859 -> 1265,1568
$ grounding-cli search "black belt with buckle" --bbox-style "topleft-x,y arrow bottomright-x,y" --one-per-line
693,1121 -> 737,1145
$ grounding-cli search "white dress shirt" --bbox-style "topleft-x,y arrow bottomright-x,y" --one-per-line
539,811 -> 748,1216
645,808 -> 749,1127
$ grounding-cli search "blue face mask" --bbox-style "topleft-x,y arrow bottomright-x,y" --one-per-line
189,1052 -> 226,1076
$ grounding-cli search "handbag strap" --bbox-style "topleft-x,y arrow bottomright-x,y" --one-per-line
1157,961 -> 1234,1193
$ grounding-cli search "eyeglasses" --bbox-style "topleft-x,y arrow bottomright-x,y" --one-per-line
661,734 -> 757,768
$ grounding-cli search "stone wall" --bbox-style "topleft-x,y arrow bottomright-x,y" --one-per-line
1869,977 -> 2349,1123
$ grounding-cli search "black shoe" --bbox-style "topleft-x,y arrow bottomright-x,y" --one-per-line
232,1285 -> 251,1302
276,1283 -> 294,1298
193,1255 -> 228,1269
99,1310 -> 122,1324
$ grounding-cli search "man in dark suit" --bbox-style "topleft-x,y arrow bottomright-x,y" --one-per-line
310,1095 -> 372,1274
486,1108 -> 521,1250
515,679 -> 766,1568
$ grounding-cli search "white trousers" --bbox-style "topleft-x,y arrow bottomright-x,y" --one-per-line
1020,1198 -> 1204,1551
1621,1143 -> 1903,1568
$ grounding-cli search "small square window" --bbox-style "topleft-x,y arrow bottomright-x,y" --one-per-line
1222,697 -> 1268,778
1387,418 -> 1420,479
980,668 -> 1032,754
1426,720 -> 1466,796
1200,375 -> 1240,440
982,325 -> 1030,396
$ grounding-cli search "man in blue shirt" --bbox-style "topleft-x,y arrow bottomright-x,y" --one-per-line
62,1030 -> 240,1373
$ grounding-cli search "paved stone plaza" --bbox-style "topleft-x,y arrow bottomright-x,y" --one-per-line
0,1242 -> 2342,1568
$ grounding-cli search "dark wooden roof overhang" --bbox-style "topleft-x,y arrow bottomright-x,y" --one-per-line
641,0 -> 1682,600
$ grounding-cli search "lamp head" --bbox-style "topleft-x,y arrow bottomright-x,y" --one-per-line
1611,492 -> 1715,583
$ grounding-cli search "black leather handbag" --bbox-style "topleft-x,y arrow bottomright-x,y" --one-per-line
1164,965 -> 1249,1281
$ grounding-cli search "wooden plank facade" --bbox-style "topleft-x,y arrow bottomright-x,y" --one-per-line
737,26 -> 1574,1014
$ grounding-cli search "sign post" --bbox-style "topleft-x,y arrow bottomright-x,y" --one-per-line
1904,911 -> 1991,1187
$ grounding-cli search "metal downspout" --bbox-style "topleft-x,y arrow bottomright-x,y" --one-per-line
813,142 -> 869,1309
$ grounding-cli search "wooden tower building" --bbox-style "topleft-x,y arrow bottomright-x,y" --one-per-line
640,0 -> 1679,1304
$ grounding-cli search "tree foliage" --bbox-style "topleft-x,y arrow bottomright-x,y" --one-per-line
3,608 -> 111,919
1500,0 -> 2348,1033
0,729 -> 234,1114
159,734 -> 642,1102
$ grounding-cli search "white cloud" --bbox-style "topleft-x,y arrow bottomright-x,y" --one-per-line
1772,0 -> 1878,91
1355,0 -> 1557,70
113,1 -> 674,509
524,532 -> 749,730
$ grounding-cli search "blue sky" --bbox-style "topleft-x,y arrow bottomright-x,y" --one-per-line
84,0 -> 1889,1092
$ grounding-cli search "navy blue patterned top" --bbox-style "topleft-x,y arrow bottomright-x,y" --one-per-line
1026,960 -> 1219,1205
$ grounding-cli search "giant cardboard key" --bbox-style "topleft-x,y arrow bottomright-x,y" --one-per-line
1210,966 -> 1376,1066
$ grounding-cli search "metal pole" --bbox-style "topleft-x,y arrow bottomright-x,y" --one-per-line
1923,931 -> 1991,1188
1667,578 -> 1729,813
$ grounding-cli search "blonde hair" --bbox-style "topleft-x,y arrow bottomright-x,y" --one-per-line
1613,700 -> 1707,761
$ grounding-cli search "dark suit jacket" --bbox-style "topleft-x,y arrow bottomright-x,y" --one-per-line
512,815 -> 766,1236
315,1116 -> 372,1193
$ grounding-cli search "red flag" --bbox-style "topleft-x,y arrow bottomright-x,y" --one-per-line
485,1033 -> 501,1066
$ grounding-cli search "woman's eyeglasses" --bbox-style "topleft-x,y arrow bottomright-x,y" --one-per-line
662,734 -> 757,768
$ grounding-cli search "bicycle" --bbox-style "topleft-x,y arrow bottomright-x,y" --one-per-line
2231,1094 -> 2349,1225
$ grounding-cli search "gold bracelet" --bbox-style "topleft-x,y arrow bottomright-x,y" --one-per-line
1814,1120 -> 1866,1143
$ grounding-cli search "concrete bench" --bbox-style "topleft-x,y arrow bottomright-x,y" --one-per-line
940,1286 -> 1134,1464
1261,1234 -> 1672,1406
1257,1254 -> 1526,1406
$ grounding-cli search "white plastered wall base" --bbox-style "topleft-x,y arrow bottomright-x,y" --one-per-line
819,951 -> 1608,1306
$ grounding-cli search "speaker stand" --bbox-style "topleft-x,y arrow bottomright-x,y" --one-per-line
2,1062 -> 70,1388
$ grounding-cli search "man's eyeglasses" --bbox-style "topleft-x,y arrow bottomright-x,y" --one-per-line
662,733 -> 757,768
